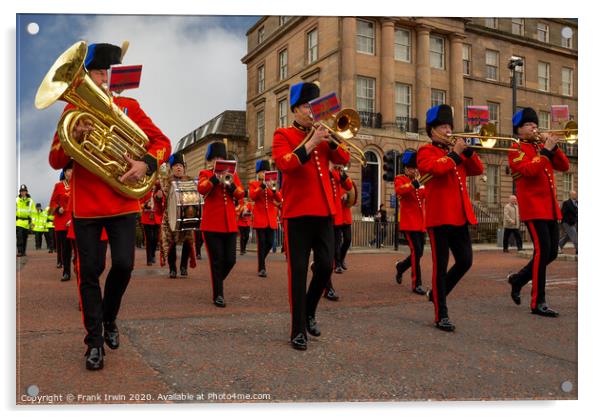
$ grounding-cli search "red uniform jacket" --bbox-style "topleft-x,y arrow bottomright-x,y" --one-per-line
508,142 -> 569,221
248,180 -> 283,229
197,169 -> 245,233
237,201 -> 253,227
330,169 -> 353,226
341,180 -> 356,225
139,188 -> 165,225
48,98 -> 171,218
417,144 -> 483,228
49,180 -> 71,231
272,125 -> 350,219
395,175 -> 426,232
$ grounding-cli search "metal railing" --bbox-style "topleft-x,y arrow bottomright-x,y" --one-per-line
395,116 -> 419,133
359,111 -> 382,129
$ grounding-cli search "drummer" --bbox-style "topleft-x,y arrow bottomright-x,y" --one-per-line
159,152 -> 197,278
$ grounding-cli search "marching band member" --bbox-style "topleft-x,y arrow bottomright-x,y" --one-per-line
140,180 -> 164,266
338,167 -> 356,272
197,142 -> 245,307
48,43 -> 171,370
49,161 -> 74,281
248,159 -> 283,278
236,195 -> 253,255
417,104 -> 483,332
506,108 -> 569,317
394,149 -> 427,295
331,163 -> 353,277
273,81 -> 350,350
159,153 -> 196,278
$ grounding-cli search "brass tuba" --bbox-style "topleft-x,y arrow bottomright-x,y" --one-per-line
35,41 -> 155,199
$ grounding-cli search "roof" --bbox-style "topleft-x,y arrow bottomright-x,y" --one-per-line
174,110 -> 247,153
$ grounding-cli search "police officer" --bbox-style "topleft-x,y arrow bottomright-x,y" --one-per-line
16,184 -> 35,257
44,206 -> 55,253
417,104 -> 484,332
272,81 -> 350,350
31,203 -> 48,250
394,149 -> 427,295
507,108 -> 569,317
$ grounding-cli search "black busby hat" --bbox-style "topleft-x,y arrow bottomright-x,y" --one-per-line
205,141 -> 227,161
84,43 -> 122,70
401,148 -> 418,169
290,82 -> 320,111
512,107 -> 539,134
168,152 -> 186,167
426,104 -> 454,137
255,159 -> 271,173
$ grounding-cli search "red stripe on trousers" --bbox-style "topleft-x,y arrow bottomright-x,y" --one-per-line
283,220 -> 293,337
526,221 -> 541,310
427,228 -> 440,322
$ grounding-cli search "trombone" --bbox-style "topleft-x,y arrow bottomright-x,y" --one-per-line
294,108 -> 367,167
447,123 -> 519,152
534,121 -> 578,144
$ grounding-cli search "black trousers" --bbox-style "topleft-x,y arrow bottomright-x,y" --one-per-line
503,228 -> 523,250
397,231 -> 425,289
238,226 -> 250,254
427,224 -> 473,322
284,216 -> 334,340
194,229 -> 204,257
203,231 -> 237,300
142,224 -> 159,263
73,214 -> 136,348
168,241 -> 191,272
255,227 -> 275,271
334,224 -> 352,268
34,232 -> 44,249
16,226 -> 29,255
55,230 -> 73,276
45,228 -> 55,251
513,220 -> 559,309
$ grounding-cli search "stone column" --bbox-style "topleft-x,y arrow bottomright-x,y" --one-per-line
449,33 -> 466,131
415,25 -> 431,133
380,18 -> 395,128
341,17 -> 357,108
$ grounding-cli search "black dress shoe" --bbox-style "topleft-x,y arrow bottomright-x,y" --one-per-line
146,261 -> 153,266
258,269 -> 267,278
341,261 -> 348,270
180,268 -> 188,277
306,316 -> 321,337
413,286 -> 426,295
290,333 -> 307,351
503,249 -> 509,253
17,252 -> 24,257
334,266 -> 344,274
324,288 -> 339,301
56,263 -> 62,269
85,346 -> 105,370
61,273 -> 71,282
435,317 -> 455,332
507,273 -> 521,305
395,262 -> 403,284
169,270 -> 177,278
213,296 -> 226,308
426,289 -> 433,302
531,303 -> 559,317
103,322 -> 119,349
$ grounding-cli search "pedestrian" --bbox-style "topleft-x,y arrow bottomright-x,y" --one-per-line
502,195 -> 523,252
370,204 -> 387,248
558,190 -> 578,254
16,184 -> 35,257
506,107 -> 569,317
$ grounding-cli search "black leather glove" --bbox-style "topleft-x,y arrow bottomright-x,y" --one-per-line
227,182 -> 237,195
340,172 -> 348,182
260,183 -> 266,189
411,179 -> 420,189
209,175 -> 219,186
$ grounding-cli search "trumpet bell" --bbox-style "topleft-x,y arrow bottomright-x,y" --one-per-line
564,120 -> 578,144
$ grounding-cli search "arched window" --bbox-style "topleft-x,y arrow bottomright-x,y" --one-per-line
361,150 -> 381,217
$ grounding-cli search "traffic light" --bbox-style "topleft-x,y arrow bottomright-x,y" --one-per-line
383,150 -> 399,182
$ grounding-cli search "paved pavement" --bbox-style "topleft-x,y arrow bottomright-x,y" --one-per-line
16,242 -> 577,404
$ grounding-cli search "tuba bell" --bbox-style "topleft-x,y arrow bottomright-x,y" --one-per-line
35,41 -> 155,199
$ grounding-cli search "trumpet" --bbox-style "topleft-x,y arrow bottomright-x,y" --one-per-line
294,108 -> 367,167
264,179 -> 278,192
217,172 -> 234,186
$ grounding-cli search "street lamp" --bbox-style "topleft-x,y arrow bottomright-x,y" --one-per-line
508,56 -> 524,117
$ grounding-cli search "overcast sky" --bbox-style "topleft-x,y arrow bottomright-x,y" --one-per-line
17,14 -> 259,206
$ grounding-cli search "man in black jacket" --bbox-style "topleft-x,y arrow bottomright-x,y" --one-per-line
559,190 -> 578,254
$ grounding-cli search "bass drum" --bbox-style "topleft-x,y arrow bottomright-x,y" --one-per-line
167,179 -> 202,231
344,181 -> 358,208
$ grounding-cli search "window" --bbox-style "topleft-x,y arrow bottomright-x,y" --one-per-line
562,67 -> 573,96
395,83 -> 412,119
361,151 -> 381,217
539,111 -> 550,129
513,56 -> 525,86
538,62 -> 550,91
484,18 -> 498,29
562,31 -> 574,48
430,35 -> 445,69
512,18 -> 525,36
487,102 -> 500,129
256,110 -> 265,149
463,97 -> 473,129
357,19 -> 375,55
257,65 -> 265,94
431,89 -> 446,107
307,29 -> 318,63
257,27 -> 265,44
462,44 -> 471,75
537,23 -> 549,43
357,76 -> 376,113
486,165 -> 500,205
278,49 -> 288,81
394,28 -> 411,62
279,16 -> 290,26
278,98 -> 288,128
485,50 -> 499,81
562,173 -> 574,200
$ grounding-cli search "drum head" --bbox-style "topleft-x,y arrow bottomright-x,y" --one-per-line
168,186 -> 177,231
346,182 -> 357,207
